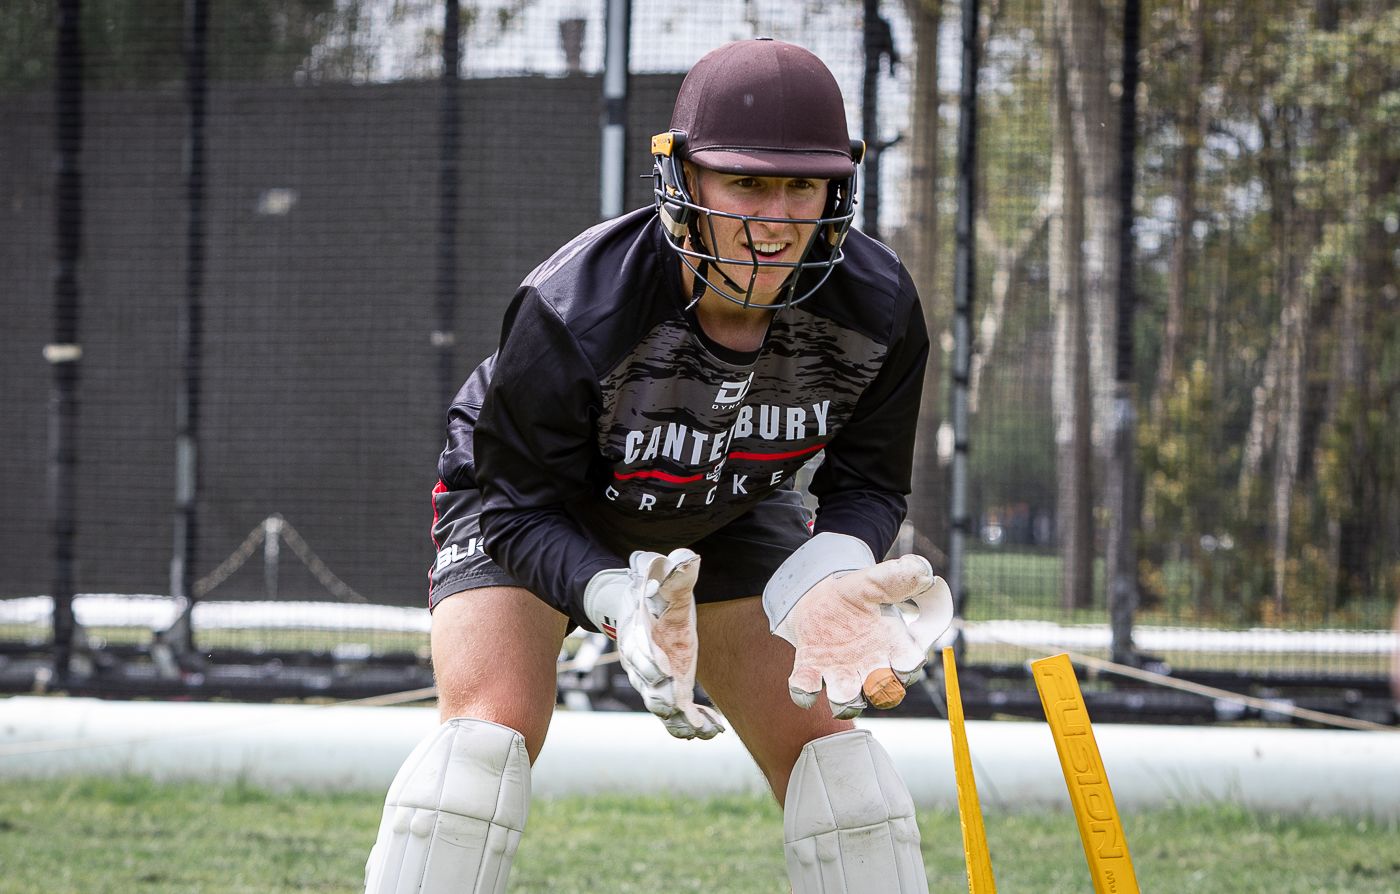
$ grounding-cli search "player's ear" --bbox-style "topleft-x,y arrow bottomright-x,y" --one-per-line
681,161 -> 700,201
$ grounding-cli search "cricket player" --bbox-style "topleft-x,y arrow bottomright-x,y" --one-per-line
365,38 -> 951,893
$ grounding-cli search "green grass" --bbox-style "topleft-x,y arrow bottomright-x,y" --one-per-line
963,550 -> 1395,630
960,638 -> 1392,676
0,776 -> 1396,893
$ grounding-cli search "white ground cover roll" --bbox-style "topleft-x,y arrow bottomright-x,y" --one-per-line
1,696 -> 1396,818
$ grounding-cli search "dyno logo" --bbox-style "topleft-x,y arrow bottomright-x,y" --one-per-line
712,373 -> 755,409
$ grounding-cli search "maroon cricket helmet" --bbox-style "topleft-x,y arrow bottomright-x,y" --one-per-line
669,38 -> 857,179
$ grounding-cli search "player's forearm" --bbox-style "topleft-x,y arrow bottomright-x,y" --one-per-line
480,504 -> 620,629
812,489 -> 907,560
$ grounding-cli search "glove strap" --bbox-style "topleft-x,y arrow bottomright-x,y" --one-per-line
762,532 -> 875,631
583,568 -> 633,639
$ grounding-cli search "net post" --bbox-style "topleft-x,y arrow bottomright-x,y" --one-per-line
159,0 -> 210,670
599,0 -> 631,220
1106,0 -> 1142,667
949,0 -> 980,654
861,0 -> 883,241
49,0 -> 85,684
434,0 -> 462,413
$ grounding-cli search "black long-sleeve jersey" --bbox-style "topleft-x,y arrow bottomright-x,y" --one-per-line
438,206 -> 929,629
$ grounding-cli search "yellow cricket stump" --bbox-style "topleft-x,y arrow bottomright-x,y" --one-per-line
943,647 -> 997,893
1031,653 -> 1141,894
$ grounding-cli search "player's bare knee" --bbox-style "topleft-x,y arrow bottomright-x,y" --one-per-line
757,719 -> 854,805
429,586 -> 565,762
435,702 -> 550,763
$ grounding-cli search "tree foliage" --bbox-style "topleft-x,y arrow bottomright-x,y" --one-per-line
1133,1 -> 1400,622
0,0 -> 405,89
960,0 -> 1396,624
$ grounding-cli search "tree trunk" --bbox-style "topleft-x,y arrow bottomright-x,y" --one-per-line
1048,0 -> 1094,611
899,0 -> 947,565
1151,0 -> 1205,422
1059,0 -> 1120,460
1238,334 -> 1280,514
970,203 -> 1049,413
1259,109 -> 1307,619
1266,1 -> 1346,618
1270,260 -> 1305,618
1328,251 -> 1369,608
899,0 -> 943,304
1331,139 -> 1398,606
1321,0 -> 1390,610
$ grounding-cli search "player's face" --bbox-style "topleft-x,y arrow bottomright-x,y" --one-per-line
688,166 -> 830,305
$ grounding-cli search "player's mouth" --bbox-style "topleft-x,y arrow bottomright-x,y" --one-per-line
745,240 -> 789,261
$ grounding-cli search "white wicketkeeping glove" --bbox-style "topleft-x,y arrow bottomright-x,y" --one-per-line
583,549 -> 724,740
764,532 -> 954,719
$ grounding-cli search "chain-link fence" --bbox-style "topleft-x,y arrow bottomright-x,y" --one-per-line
2,0 -> 1396,723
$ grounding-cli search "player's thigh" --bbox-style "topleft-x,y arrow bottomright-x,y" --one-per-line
430,585 -> 568,763
695,595 -> 852,803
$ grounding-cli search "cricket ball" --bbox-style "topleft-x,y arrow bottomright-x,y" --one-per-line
862,667 -> 906,709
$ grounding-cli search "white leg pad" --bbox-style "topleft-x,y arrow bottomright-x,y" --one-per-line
783,729 -> 928,893
364,718 -> 531,894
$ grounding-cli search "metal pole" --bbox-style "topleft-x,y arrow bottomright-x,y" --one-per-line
163,0 -> 208,665
949,0 -> 980,647
263,515 -> 282,600
862,0 -> 883,242
1107,0 -> 1141,664
49,0 -> 84,683
599,0 -> 630,220
434,0 -> 462,412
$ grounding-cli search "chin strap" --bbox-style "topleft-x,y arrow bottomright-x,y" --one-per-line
684,243 -> 775,311
686,258 -> 709,310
